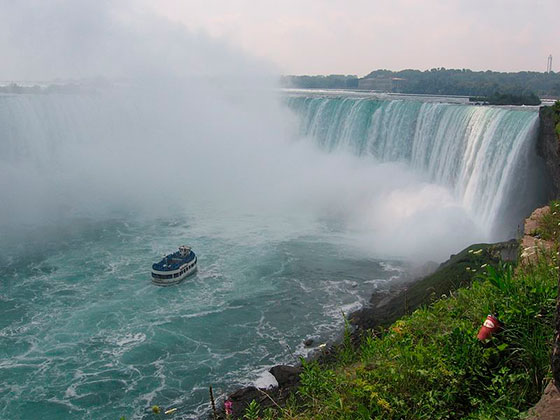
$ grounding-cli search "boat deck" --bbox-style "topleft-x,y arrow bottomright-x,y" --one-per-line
152,250 -> 196,271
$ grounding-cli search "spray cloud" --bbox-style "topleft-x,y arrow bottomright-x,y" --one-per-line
0,0 -> 492,261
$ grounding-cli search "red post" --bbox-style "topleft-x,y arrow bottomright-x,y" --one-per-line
477,314 -> 502,341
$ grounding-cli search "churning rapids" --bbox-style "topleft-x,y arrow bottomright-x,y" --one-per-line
0,89 -> 548,419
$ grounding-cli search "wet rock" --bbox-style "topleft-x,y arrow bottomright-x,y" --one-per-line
303,338 -> 314,347
222,366 -> 303,419
269,365 -> 302,388
536,105 -> 560,198
350,240 -> 519,331
226,386 -> 267,419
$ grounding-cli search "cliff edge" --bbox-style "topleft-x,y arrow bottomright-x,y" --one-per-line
522,204 -> 559,420
537,104 -> 560,198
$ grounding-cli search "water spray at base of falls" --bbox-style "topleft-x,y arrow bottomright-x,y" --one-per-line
287,96 -> 550,240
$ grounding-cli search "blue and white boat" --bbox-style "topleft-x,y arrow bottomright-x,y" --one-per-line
151,245 -> 197,286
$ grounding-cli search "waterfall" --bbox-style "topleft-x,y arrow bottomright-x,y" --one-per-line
0,91 -> 548,240
287,96 -> 547,237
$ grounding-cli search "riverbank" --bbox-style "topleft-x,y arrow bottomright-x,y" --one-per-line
213,102 -> 560,419
220,204 -> 558,419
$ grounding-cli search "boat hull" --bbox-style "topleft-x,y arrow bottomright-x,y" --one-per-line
151,257 -> 198,286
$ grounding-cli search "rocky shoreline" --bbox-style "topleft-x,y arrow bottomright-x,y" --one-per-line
218,239 -> 520,418
217,103 -> 560,419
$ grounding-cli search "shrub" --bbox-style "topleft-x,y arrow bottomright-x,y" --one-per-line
262,249 -> 557,419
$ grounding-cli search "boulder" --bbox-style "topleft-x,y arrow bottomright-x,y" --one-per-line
269,365 -> 302,388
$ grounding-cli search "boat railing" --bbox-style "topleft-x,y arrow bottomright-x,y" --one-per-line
152,251 -> 196,271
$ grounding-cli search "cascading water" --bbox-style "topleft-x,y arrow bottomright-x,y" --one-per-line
286,95 -> 548,237
0,89 -> 551,420
1,1 -> 553,417
0,89 -> 413,419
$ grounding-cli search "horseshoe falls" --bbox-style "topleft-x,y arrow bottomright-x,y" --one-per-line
287,95 -> 547,238
0,90 -> 549,420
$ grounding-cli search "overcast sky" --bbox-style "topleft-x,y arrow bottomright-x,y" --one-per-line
0,0 -> 558,80
154,0 -> 559,76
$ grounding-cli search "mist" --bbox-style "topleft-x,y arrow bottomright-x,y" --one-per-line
0,0 -> 485,261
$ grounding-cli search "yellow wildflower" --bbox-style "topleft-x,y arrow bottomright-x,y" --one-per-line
377,398 -> 392,412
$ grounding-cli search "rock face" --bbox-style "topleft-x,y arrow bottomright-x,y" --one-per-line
520,205 -> 560,419
537,106 -> 560,198
527,382 -> 560,420
554,283 -> 560,392
350,240 -> 519,332
269,365 -> 302,388
522,206 -> 559,386
223,365 -> 302,419
303,338 -> 314,347
524,106 -> 560,418
554,290 -> 560,391
535,103 -> 560,394
224,385 -> 274,419
520,205 -> 555,263
520,206 -> 559,391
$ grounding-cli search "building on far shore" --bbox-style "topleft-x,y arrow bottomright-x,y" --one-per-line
358,76 -> 405,92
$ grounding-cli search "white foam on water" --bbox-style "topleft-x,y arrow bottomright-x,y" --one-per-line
253,369 -> 279,389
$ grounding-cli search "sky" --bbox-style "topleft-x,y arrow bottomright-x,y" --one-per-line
154,0 -> 559,76
0,0 -> 558,80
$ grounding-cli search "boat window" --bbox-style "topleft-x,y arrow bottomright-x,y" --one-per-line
152,273 -> 174,279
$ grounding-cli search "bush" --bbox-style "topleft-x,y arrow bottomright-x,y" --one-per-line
532,201 -> 560,241
553,100 -> 560,138
260,249 -> 557,419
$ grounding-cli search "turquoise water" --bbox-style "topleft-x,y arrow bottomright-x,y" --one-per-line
0,90 -> 547,419
0,215 -> 397,419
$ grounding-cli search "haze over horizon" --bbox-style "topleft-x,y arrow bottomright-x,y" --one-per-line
157,0 -> 559,77
0,0 -> 558,82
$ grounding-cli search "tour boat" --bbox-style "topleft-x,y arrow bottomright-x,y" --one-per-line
151,245 -> 197,286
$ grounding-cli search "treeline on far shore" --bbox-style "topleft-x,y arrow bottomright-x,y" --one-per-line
469,92 -> 542,106
281,68 -> 560,105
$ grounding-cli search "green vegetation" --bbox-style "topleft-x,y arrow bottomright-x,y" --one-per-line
244,400 -> 261,420
282,69 -> 560,99
363,68 -> 559,97
281,74 -> 359,89
553,101 -> 560,138
540,100 -> 560,139
245,243 -> 558,419
469,92 -> 541,106
531,201 -> 560,241
353,242 -> 517,330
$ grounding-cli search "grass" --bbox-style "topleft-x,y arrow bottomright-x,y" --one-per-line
351,241 -> 518,330
245,247 -> 558,419
554,101 -> 560,138
543,100 -> 560,138
532,200 -> 560,241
